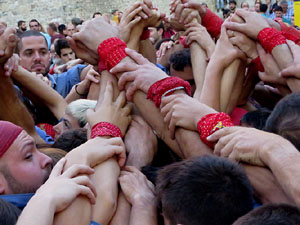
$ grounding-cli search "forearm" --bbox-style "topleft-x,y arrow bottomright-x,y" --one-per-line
139,39 -> 156,64
109,191 -> 131,225
225,62 -> 246,114
271,45 -> 300,92
91,159 -> 120,225
190,42 -> 208,99
17,195 -> 56,225
0,68 -> 42,142
13,66 -> 66,119
129,200 -> 157,225
200,59 -> 224,111
261,142 -> 300,206
175,129 -> 212,158
243,164 -> 293,205
220,59 -> 243,113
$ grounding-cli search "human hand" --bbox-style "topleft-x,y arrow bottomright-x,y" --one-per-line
0,26 -> 18,66
156,40 -> 175,58
67,37 -> 99,65
160,94 -> 217,139
86,82 -> 131,136
119,166 -> 156,206
76,67 -> 100,95
184,21 -> 215,55
170,0 -> 206,17
210,23 -> 246,67
110,48 -> 168,101
207,126 -> 289,166
35,158 -> 96,213
35,73 -> 52,87
280,40 -> 300,79
119,2 -> 143,43
229,31 -> 258,60
71,17 -> 119,57
125,115 -> 157,168
257,43 -> 286,85
224,9 -> 269,39
3,53 -> 19,76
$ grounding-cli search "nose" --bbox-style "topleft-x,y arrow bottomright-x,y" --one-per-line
33,51 -> 42,63
38,151 -> 53,169
53,122 -> 63,139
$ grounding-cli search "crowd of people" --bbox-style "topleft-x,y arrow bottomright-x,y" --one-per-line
0,0 -> 300,224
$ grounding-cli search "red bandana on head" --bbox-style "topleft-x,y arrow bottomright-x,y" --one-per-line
0,121 -> 23,158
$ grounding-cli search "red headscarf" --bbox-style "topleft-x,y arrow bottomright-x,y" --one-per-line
0,121 -> 23,158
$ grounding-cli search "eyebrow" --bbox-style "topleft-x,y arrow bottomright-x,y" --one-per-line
20,140 -> 35,154
63,118 -> 71,127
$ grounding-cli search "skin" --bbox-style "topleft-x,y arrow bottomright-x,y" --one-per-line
29,21 -> 40,31
59,47 -> 75,64
66,24 -> 75,37
19,36 -> 51,74
0,130 -> 52,194
53,113 -> 81,140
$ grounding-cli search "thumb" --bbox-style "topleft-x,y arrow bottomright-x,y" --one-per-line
280,66 -> 298,78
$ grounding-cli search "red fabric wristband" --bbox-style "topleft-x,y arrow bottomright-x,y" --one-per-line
91,122 -> 122,139
250,56 -> 264,72
97,37 -> 128,71
197,112 -> 233,148
257,28 -> 287,54
179,36 -> 190,48
147,77 -> 191,107
140,28 -> 150,40
281,31 -> 300,45
201,8 -> 223,39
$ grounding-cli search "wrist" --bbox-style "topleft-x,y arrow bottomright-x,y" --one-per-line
132,194 -> 157,208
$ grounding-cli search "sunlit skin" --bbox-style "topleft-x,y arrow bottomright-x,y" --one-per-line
29,21 -> 39,31
0,131 -> 52,194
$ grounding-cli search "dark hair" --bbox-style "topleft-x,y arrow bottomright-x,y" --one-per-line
48,23 -> 57,32
52,128 -> 87,152
229,0 -> 237,4
264,92 -> 300,151
58,24 -> 66,34
17,20 -> 25,27
260,4 -> 268,13
0,199 -> 21,225
54,38 -> 70,56
155,38 -> 173,50
92,12 -> 102,18
141,166 -> 161,185
275,6 -> 283,12
71,17 -> 83,27
233,204 -> 300,225
156,155 -> 253,225
241,108 -> 271,130
29,19 -> 39,24
111,9 -> 119,15
169,49 -> 191,72
223,8 -> 231,16
17,30 -> 48,53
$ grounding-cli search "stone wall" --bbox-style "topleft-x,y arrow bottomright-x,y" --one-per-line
0,0 -> 220,28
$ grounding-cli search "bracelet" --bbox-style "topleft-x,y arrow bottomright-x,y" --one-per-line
147,77 -> 191,107
281,31 -> 300,45
250,56 -> 264,72
257,27 -> 287,54
91,122 -> 122,139
75,84 -> 87,97
201,8 -> 223,39
97,37 -> 128,71
197,112 -> 233,148
140,28 -> 150,41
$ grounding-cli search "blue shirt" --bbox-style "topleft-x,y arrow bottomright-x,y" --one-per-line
35,126 -> 54,144
48,64 -> 86,98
